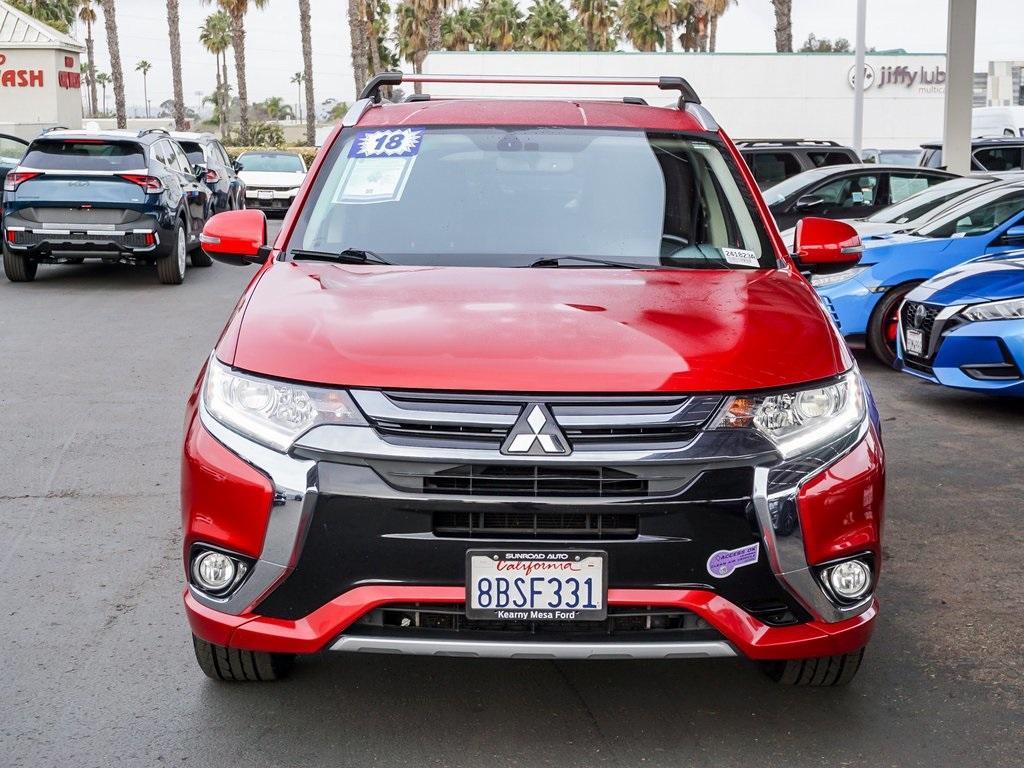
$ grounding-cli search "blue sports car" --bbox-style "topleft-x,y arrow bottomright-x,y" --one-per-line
813,180 -> 1024,364
896,251 -> 1024,396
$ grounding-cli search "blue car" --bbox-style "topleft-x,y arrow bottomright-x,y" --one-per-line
896,251 -> 1024,396
814,180 -> 1024,364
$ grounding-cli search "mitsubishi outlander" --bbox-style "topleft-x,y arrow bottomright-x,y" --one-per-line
182,74 -> 885,686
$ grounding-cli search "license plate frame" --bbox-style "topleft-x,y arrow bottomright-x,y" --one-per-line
257,190 -> 274,201
465,549 -> 608,621
905,328 -> 924,356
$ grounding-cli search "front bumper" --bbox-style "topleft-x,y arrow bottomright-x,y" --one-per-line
244,189 -> 297,212
182,388 -> 884,662
899,313 -> 1024,396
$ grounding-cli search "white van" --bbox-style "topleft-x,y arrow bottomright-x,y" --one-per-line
972,106 -> 1024,138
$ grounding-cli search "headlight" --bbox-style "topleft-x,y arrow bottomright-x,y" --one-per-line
960,297 -> 1024,322
714,370 -> 866,459
202,356 -> 366,450
809,266 -> 869,287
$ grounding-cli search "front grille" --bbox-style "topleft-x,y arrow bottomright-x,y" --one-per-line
424,464 -> 645,498
350,604 -> 724,640
901,301 -> 942,360
351,390 -> 723,450
433,509 -> 639,539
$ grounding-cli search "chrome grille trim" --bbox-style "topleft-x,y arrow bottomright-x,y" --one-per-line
350,390 -> 724,449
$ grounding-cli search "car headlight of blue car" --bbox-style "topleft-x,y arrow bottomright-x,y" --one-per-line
960,297 -> 1024,322
809,265 -> 869,288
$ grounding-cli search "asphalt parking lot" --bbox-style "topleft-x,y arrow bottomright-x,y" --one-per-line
1,226 -> 1021,767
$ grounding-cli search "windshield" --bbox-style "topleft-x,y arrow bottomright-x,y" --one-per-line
761,169 -> 832,206
289,127 -> 774,269
866,176 -> 992,223
916,187 -> 1024,238
877,150 -> 922,165
239,152 -> 304,173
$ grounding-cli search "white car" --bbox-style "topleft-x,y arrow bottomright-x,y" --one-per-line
236,151 -> 307,215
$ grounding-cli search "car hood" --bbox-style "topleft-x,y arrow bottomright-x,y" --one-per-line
908,251 -> 1024,305
857,233 -> 953,265
237,170 -> 305,187
220,262 -> 851,393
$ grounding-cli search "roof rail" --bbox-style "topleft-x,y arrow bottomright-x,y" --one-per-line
358,72 -> 701,107
139,127 -> 170,137
734,139 -> 842,147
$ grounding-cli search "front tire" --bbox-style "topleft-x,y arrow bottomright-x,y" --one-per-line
192,635 -> 294,682
761,648 -> 865,686
867,283 -> 920,367
157,224 -> 187,284
2,244 -> 37,282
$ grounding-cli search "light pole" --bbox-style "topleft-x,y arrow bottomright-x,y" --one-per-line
852,0 -> 867,155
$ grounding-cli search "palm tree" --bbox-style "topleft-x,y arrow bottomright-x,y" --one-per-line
525,0 -> 578,51
99,0 -> 126,128
136,60 -> 152,118
421,0 -> 455,54
705,0 -> 735,52
771,0 -> 792,52
13,0 -> 77,31
441,7 -> 480,51
570,0 -> 617,52
261,96 -> 294,120
201,0 -> 269,143
77,0 -> 99,118
95,71 -> 111,115
479,0 -> 523,51
297,0 -> 316,145
349,0 -> 369,96
618,0 -> 661,52
395,0 -> 426,91
651,0 -> 677,52
166,0 -> 187,129
199,11 -> 232,136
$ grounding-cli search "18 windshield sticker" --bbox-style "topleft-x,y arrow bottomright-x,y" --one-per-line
337,128 -> 425,204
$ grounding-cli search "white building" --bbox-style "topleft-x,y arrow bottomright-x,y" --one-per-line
422,51 -> 949,149
0,0 -> 84,140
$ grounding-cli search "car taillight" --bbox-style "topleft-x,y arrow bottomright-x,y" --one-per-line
3,171 -> 41,193
205,169 -> 220,183
119,174 -> 164,194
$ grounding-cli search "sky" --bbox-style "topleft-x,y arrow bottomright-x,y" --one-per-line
78,0 -> 1024,116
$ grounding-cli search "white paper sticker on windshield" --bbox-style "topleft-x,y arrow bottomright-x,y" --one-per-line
336,156 -> 415,204
721,248 -> 760,267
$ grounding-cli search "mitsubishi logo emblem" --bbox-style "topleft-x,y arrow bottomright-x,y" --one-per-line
501,404 -> 571,456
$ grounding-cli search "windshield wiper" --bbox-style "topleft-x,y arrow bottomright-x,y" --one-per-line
290,247 -> 392,265
527,256 -> 665,270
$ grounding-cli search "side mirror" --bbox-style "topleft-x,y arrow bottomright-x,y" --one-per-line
193,163 -> 207,181
232,161 -> 243,172
200,210 -> 270,266
794,195 -> 824,212
1002,224 -> 1024,242
793,217 -> 862,273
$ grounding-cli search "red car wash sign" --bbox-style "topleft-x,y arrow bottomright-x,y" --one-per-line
0,53 -> 79,89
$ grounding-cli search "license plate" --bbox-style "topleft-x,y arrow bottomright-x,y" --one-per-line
257,190 -> 274,200
905,328 -> 924,356
466,550 -> 607,621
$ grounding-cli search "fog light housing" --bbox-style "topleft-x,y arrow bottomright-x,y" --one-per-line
191,549 -> 245,595
822,559 -> 872,601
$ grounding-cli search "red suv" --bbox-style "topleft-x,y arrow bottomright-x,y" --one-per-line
182,74 -> 884,686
